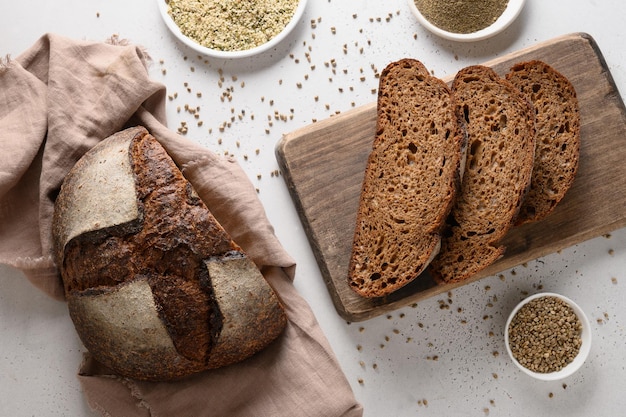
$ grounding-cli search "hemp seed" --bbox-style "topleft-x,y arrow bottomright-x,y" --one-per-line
414,0 -> 508,34
167,0 -> 298,52
508,296 -> 583,373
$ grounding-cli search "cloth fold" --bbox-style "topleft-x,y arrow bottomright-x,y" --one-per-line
0,33 -> 363,417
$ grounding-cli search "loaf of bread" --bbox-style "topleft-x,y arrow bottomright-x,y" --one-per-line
52,126 -> 287,381
429,65 -> 536,284
348,59 -> 466,297
506,60 -> 580,225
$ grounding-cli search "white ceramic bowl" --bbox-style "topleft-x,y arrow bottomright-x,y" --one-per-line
504,292 -> 591,381
157,0 -> 308,59
407,0 -> 525,42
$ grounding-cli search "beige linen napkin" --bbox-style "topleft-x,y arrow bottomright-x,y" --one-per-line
0,33 -> 363,417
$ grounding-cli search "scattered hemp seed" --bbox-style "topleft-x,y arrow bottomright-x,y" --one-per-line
508,296 -> 583,373
166,0 -> 298,51
413,0 -> 508,34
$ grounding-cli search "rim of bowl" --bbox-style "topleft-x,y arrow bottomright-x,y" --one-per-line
407,0 -> 526,42
157,0 -> 308,59
504,292 -> 592,381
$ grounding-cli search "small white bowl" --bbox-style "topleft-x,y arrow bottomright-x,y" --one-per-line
407,0 -> 525,42
504,292 -> 591,381
157,0 -> 308,59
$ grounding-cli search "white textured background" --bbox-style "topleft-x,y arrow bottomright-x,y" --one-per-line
1,1 -> 626,416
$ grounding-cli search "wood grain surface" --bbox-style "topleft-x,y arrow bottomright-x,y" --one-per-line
275,33 -> 626,321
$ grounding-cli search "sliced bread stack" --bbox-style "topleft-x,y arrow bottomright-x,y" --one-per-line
348,58 -> 466,298
428,65 -> 536,284
349,59 -> 580,296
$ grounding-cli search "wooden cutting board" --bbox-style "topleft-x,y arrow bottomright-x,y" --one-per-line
275,33 -> 626,322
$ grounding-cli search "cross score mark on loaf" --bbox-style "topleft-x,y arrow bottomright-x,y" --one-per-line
53,127 -> 286,380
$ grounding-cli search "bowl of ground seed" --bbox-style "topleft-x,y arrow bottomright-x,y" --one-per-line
407,0 -> 525,42
505,293 -> 591,381
158,0 -> 307,58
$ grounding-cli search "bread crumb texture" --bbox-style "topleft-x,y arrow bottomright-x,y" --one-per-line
429,65 -> 536,284
506,60 -> 580,225
349,59 -> 465,297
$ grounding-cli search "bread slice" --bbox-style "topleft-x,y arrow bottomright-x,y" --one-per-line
348,58 -> 466,298
506,60 -> 580,225
429,65 -> 536,284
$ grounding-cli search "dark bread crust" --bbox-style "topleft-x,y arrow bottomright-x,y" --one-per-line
54,126 -> 287,380
348,59 -> 466,298
506,60 -> 580,225
429,65 -> 536,284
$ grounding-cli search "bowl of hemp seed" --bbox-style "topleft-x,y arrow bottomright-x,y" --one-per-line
158,0 -> 308,58
505,293 -> 592,381
407,0 -> 525,42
